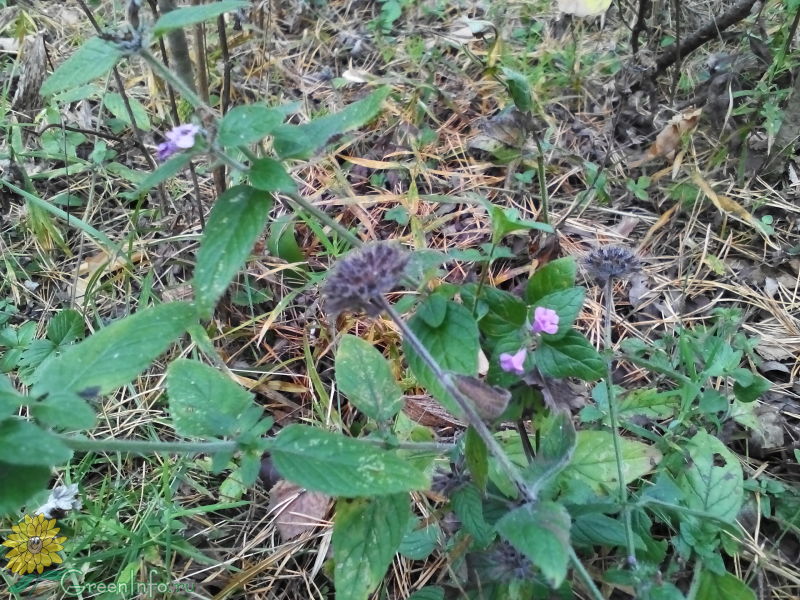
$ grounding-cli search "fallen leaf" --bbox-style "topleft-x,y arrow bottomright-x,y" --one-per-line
629,109 -> 701,167
692,173 -> 774,242
557,0 -> 612,17
268,480 -> 331,541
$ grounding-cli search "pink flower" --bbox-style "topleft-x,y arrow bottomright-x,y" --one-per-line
499,348 -> 527,376
531,306 -> 559,335
156,124 -> 201,161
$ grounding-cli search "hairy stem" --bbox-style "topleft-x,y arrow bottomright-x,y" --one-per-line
59,436 -> 237,455
569,547 -> 605,600
603,278 -> 637,566
380,299 -> 532,500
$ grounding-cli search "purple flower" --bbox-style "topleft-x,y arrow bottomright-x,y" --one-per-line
531,306 -> 559,335
156,123 -> 201,161
499,348 -> 527,376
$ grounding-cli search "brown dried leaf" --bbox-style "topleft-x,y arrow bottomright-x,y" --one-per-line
268,480 -> 330,541
629,109 -> 701,167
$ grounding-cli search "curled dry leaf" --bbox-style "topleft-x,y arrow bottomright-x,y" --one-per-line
452,374 -> 511,421
629,108 -> 702,167
268,479 -> 331,541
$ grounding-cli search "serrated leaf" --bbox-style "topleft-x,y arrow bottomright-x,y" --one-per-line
167,359 -> 263,439
495,501 -> 571,587
270,425 -> 430,496
335,334 -> 404,422
193,185 -> 273,318
273,87 -> 391,159
525,257 -> 578,304
217,105 -> 284,146
0,462 -> 51,515
32,302 -> 195,398
531,287 -> 585,340
152,0 -> 248,36
46,309 -> 84,345
677,431 -> 742,522
333,494 -> 408,600
405,301 -> 479,417
0,419 -> 71,466
40,37 -> 123,96
535,329 -> 604,380
249,157 -> 297,194
561,431 -> 662,493
451,484 -> 493,547
461,284 -> 527,342
399,518 -> 440,559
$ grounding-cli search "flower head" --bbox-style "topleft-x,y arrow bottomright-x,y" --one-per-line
35,484 -> 82,520
2,514 -> 67,574
322,242 -> 409,317
584,245 -> 641,283
156,123 -> 201,161
487,540 -> 535,581
499,347 -> 527,376
531,306 -> 559,335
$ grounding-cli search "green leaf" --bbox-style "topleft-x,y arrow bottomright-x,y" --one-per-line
525,257 -> 578,304
0,462 -> 51,515
677,431 -> 743,522
732,371 -> 771,403
270,425 -> 430,496
451,484 -> 493,547
0,419 -> 71,466
525,411 -> 577,497
249,157 -> 297,194
40,37 -> 123,96
495,501 -> 571,587
696,570 -> 755,600
335,334 -> 404,422
137,152 -> 194,194
406,587 -> 444,600
46,309 -> 84,345
405,301 -> 479,417
152,0 -> 248,36
217,105 -> 284,146
561,431 -> 662,494
193,185 -> 273,318
32,302 -> 196,398
273,87 -> 391,159
31,391 -> 96,431
502,68 -> 533,113
461,284 -> 527,342
487,205 -> 554,244
417,294 -> 448,328
0,375 -> 24,418
531,287 -> 586,340
535,329 -> 604,380
465,426 -> 489,491
572,513 -> 644,550
267,215 -> 306,267
333,494 -> 408,600
103,93 -> 151,130
399,518 -> 440,559
167,359 -> 264,439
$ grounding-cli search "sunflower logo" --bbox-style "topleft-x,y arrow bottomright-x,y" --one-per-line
2,514 -> 67,575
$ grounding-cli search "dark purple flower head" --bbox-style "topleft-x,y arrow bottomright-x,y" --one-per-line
487,540 -> 535,581
584,245 -> 641,283
322,242 -> 408,317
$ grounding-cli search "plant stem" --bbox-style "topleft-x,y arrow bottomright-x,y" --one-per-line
140,49 -> 213,115
380,298 -> 532,500
568,547 -> 605,600
58,435 -> 237,456
603,278 -> 638,566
